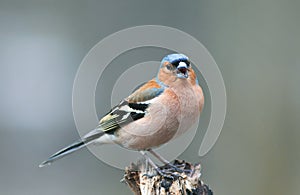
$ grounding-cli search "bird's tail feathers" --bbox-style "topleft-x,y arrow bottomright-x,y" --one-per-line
39,130 -> 105,168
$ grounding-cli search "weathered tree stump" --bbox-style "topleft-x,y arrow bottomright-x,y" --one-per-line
123,159 -> 213,195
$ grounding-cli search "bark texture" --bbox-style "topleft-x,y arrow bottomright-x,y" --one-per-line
124,159 -> 213,195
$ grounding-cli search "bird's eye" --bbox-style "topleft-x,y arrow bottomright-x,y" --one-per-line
166,64 -> 173,70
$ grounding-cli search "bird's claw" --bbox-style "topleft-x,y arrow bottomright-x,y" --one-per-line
161,162 -> 192,174
142,168 -> 182,180
160,170 -> 182,180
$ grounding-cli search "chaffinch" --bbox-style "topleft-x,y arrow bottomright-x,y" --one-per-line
40,53 -> 204,168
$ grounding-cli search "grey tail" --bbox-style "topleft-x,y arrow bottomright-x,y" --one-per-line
39,130 -> 105,168
39,139 -> 86,167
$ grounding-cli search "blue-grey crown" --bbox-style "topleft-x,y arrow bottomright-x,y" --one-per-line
161,53 -> 189,64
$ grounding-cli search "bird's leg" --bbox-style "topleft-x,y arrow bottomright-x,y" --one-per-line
147,148 -> 170,165
147,149 -> 190,173
144,153 -> 150,173
140,151 -> 176,180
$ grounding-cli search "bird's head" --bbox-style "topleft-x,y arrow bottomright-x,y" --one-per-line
157,54 -> 198,86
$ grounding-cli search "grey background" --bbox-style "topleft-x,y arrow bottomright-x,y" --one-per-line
0,0 -> 299,194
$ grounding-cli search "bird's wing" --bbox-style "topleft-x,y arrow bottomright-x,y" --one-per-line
39,79 -> 166,167
126,79 -> 166,103
98,79 -> 166,134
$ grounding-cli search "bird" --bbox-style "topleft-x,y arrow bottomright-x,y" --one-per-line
39,53 -> 204,171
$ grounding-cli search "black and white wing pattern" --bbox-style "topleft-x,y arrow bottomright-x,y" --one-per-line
98,80 -> 165,134
98,100 -> 149,134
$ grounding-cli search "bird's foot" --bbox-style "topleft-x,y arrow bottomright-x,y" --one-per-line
143,167 -> 182,180
161,160 -> 193,175
140,152 -> 190,180
163,163 -> 191,174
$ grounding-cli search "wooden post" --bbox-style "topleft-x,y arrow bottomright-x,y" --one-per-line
123,159 -> 213,195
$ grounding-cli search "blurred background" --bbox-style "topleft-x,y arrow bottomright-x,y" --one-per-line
1,0 -> 299,194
